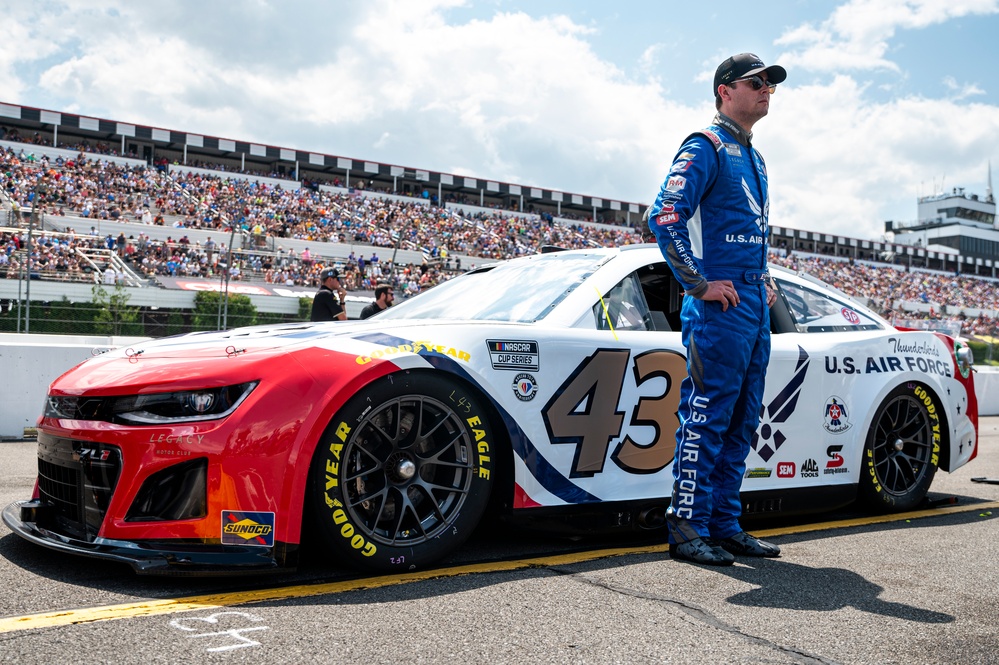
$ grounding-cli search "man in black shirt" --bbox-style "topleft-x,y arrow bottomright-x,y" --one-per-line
359,283 -> 395,319
310,267 -> 347,321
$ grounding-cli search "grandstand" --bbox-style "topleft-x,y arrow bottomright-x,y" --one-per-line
2,101 -> 999,344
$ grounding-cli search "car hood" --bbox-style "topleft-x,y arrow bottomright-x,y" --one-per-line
46,319 -> 521,396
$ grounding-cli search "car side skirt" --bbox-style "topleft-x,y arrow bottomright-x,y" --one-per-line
504,485 -> 858,535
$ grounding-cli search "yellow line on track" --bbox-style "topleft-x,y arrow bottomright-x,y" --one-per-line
2,499 -> 997,635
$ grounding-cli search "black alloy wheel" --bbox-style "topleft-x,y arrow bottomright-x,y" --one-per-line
309,372 -> 494,571
859,384 -> 939,512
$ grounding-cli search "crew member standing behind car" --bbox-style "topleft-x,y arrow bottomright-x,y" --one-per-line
359,283 -> 395,319
310,267 -> 347,321
647,53 -> 785,567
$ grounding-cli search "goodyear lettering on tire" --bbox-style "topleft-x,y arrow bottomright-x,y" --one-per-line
913,385 -> 942,466
323,421 -> 377,557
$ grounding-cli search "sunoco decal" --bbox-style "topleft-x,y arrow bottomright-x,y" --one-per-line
222,511 -> 275,547
487,339 -> 539,371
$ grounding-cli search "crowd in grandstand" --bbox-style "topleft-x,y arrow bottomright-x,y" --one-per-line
3,136 -> 999,338
769,254 -> 999,338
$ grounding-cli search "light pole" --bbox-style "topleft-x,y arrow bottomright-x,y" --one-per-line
215,220 -> 239,330
223,221 -> 237,328
23,176 -> 48,333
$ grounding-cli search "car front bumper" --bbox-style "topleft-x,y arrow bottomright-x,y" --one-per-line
3,500 -> 294,576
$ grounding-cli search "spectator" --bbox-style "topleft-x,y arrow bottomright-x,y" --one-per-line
359,284 -> 395,319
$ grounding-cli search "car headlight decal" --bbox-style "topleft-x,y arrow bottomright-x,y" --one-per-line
44,382 -> 258,424
113,382 -> 257,424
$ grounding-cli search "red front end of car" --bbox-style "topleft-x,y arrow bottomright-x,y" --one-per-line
3,341 -> 393,575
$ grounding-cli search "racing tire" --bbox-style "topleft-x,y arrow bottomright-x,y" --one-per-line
308,371 -> 494,572
858,383 -> 940,513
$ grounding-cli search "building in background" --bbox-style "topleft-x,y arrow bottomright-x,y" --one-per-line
889,165 -> 998,268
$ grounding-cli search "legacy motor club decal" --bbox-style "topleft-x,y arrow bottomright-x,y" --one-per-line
823,396 -> 852,434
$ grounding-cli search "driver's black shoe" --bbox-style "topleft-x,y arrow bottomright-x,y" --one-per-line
710,532 -> 781,558
669,537 -> 735,566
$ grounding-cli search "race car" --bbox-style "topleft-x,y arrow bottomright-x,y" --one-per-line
3,245 -> 978,575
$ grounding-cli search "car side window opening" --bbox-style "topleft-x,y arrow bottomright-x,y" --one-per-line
594,273 -> 654,331
776,278 -> 882,333
590,262 -> 683,332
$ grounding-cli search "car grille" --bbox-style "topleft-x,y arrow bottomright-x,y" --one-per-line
36,433 -> 122,541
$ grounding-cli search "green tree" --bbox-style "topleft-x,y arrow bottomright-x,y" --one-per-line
192,290 -> 257,331
92,283 -> 142,336
164,311 -> 187,337
298,296 -> 313,321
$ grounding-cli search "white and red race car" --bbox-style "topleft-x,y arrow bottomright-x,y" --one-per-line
3,245 -> 978,574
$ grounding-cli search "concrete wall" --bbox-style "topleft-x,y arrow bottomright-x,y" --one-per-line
2,332 -> 997,440
0,333 -> 147,439
974,366 -> 999,419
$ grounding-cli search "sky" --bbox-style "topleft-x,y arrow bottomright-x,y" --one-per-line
2,0 -> 999,241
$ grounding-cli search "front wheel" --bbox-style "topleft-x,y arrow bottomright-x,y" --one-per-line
308,372 -> 495,572
858,383 -> 941,512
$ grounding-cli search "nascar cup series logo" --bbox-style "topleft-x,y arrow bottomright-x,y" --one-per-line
823,396 -> 852,434
512,373 -> 538,401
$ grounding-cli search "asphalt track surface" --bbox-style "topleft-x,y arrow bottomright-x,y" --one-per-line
1,420 -> 997,664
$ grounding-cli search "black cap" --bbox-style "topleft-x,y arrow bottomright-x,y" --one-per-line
714,53 -> 787,97
319,267 -> 340,281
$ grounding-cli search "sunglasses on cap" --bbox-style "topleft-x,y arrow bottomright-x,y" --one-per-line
733,75 -> 777,94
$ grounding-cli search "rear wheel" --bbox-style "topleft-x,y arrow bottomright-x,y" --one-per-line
308,372 -> 494,571
858,383 -> 940,512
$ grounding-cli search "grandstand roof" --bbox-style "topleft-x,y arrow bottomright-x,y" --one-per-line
0,101 -> 644,226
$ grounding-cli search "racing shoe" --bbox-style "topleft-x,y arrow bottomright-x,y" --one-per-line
712,532 -> 781,558
669,537 -> 735,566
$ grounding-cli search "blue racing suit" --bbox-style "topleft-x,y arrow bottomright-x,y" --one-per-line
647,112 -> 771,543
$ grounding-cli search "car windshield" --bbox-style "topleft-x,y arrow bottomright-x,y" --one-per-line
377,253 -> 606,322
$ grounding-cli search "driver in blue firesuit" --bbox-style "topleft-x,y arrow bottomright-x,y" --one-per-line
647,53 -> 787,566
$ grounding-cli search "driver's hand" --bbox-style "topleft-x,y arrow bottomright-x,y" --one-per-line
701,280 -> 739,312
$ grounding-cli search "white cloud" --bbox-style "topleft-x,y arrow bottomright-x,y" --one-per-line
762,75 -> 999,238
943,76 -> 986,100
2,1 -> 998,244
776,0 -> 999,73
